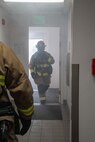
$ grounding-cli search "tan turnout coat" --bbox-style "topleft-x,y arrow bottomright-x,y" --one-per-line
0,42 -> 34,121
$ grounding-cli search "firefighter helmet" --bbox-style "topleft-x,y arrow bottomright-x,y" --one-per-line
36,41 -> 46,51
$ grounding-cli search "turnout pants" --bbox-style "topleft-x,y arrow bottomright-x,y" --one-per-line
37,84 -> 49,104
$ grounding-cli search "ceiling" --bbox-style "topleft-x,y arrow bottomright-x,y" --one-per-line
0,0 -> 71,15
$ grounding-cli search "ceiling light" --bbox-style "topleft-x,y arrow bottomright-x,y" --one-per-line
3,0 -> 64,2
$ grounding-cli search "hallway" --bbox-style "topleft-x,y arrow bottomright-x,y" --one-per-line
1,0 -> 95,142
17,87 -> 70,142
17,103 -> 70,142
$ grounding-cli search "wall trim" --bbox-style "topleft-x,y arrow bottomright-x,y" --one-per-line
71,64 -> 79,142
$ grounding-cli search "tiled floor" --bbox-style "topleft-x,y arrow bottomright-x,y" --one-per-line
17,104 -> 70,142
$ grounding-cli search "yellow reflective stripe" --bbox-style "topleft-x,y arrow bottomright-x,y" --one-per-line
43,73 -> 48,76
0,75 -> 5,86
48,57 -> 51,62
43,64 -> 49,67
40,96 -> 46,101
36,72 -> 48,76
18,105 -> 34,116
37,72 -> 41,76
0,75 -> 5,80
37,64 -> 49,68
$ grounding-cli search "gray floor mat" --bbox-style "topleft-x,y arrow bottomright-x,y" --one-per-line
32,105 -> 62,120
33,89 -> 59,104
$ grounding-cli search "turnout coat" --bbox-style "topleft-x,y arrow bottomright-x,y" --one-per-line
0,42 -> 34,121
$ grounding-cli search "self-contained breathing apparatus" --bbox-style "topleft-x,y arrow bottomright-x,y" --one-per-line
0,86 -> 20,142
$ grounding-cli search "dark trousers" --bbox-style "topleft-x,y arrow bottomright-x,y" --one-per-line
37,84 -> 49,103
37,84 -> 49,94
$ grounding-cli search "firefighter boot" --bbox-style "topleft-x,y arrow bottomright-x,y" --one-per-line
39,94 -> 46,104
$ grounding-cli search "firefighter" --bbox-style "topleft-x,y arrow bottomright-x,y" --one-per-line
29,40 -> 55,104
0,42 -> 34,142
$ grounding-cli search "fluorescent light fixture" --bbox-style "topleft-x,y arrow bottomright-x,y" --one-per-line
3,0 -> 64,2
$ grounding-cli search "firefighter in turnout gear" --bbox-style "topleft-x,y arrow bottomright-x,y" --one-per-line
0,42 -> 34,142
29,40 -> 55,104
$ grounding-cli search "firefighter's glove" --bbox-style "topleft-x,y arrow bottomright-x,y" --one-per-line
20,117 -> 31,135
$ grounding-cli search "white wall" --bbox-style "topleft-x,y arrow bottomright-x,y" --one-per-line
66,0 -> 73,115
60,2 -> 73,105
72,0 -> 95,142
60,14 -> 68,102
0,6 -> 10,45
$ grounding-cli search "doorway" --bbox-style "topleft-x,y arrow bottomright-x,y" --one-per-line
28,27 -> 60,105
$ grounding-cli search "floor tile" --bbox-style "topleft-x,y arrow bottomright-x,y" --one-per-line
17,104 -> 70,142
